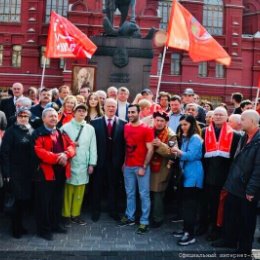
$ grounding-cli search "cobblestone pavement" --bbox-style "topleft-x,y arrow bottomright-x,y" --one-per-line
0,212 -> 259,260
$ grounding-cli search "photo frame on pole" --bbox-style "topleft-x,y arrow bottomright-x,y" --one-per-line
72,65 -> 97,94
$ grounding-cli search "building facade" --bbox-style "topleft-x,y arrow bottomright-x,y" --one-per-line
0,0 -> 259,103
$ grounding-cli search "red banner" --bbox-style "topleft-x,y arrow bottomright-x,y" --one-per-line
166,0 -> 231,66
45,11 -> 97,59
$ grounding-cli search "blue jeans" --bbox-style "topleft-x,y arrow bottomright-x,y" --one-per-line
123,166 -> 151,225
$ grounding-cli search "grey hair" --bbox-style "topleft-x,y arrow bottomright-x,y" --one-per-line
229,114 -> 241,124
15,97 -> 32,107
206,110 -> 214,117
185,103 -> 198,112
107,86 -> 118,93
214,106 -> 228,116
95,90 -> 107,98
42,107 -> 58,119
104,97 -> 117,107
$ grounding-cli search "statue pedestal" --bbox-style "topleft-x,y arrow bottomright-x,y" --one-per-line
90,36 -> 153,100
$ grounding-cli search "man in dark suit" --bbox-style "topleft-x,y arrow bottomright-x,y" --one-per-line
90,98 -> 126,222
0,82 -> 24,122
30,88 -> 52,118
55,85 -> 71,109
116,86 -> 129,121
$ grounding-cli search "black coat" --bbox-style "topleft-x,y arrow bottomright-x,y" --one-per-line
0,111 -> 7,131
202,125 -> 241,187
0,123 -> 34,200
0,97 -> 15,122
30,103 -> 44,118
224,130 -> 260,200
90,116 -> 126,170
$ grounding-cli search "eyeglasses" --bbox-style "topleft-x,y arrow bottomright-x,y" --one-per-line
18,115 -> 29,118
214,114 -> 226,117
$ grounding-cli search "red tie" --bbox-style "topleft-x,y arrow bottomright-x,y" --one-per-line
107,119 -> 112,137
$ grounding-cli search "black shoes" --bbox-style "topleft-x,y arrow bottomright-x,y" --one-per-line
71,217 -> 87,226
52,225 -> 67,234
172,230 -> 184,238
118,216 -> 135,227
63,217 -> 72,228
136,224 -> 149,235
177,232 -> 196,246
91,211 -> 100,222
109,213 -> 120,222
150,221 -> 163,228
37,232 -> 53,241
211,239 -> 237,249
170,214 -> 183,223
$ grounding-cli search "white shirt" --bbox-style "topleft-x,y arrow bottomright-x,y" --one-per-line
105,115 -> 116,126
14,95 -> 23,105
117,101 -> 127,120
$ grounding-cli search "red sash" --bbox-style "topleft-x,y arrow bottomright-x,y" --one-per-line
150,127 -> 169,173
205,122 -> 234,158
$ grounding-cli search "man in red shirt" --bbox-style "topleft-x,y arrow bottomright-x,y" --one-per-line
118,104 -> 154,234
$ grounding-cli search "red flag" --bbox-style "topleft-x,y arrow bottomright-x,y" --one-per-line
258,76 -> 260,89
166,0 -> 231,66
45,11 -> 97,59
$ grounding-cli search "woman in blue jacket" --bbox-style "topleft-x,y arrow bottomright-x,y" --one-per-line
171,114 -> 204,246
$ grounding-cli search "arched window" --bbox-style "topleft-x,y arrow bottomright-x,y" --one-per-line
203,0 -> 223,35
45,0 -> 68,22
0,0 -> 21,22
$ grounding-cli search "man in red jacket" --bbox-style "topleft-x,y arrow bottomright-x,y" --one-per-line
33,107 -> 76,241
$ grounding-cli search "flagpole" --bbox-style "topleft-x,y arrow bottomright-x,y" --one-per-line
155,46 -> 167,103
254,88 -> 260,110
40,57 -> 47,90
63,59 -> 66,71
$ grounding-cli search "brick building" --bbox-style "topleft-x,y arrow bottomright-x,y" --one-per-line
0,0 -> 259,104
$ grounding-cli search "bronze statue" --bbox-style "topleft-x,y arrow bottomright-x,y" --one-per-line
103,0 -> 140,37
105,0 -> 131,26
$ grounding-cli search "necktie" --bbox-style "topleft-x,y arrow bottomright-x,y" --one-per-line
107,119 -> 112,137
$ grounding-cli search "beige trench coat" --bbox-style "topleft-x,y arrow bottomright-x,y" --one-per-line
150,128 -> 177,192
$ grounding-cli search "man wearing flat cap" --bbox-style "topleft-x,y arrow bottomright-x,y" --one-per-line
150,111 -> 178,227
182,88 -> 206,124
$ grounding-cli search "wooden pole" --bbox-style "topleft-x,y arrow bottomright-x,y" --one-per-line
155,46 -> 167,103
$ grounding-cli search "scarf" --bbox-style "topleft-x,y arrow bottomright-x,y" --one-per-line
150,127 -> 169,173
58,111 -> 73,127
204,122 -> 234,158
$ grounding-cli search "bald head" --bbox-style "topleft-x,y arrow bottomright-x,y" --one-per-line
104,98 -> 117,118
241,109 -> 259,133
12,82 -> 24,98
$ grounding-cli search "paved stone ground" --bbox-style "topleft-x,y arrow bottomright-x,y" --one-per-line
0,211 -> 259,260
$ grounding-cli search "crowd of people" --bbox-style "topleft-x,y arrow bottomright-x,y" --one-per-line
0,82 -> 259,256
